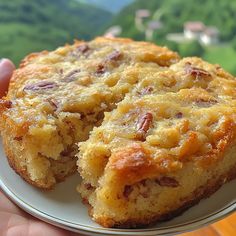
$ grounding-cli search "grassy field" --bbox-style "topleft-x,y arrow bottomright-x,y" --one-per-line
203,45 -> 236,75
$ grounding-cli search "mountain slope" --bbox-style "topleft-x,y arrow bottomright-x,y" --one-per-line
77,0 -> 134,13
112,0 -> 236,41
0,0 -> 112,64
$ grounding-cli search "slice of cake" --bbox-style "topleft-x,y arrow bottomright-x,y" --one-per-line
78,57 -> 236,228
0,37 -> 179,189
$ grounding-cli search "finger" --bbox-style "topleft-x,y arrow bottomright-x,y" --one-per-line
0,190 -> 23,215
0,190 -> 81,236
29,220 -> 82,236
0,58 -> 15,98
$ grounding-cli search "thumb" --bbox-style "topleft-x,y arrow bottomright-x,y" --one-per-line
0,58 -> 15,98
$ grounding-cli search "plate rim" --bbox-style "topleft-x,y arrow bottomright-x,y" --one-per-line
1,177 -> 236,236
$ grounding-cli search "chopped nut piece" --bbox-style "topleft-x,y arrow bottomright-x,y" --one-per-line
63,69 -> 81,82
24,81 -> 57,91
123,185 -> 133,198
141,192 -> 149,198
59,68 -> 64,74
185,62 -> 211,79
140,179 -> 147,186
46,98 -> 59,110
156,177 -> 179,187
71,44 -> 90,59
77,44 -> 90,53
107,50 -> 122,61
136,112 -> 153,141
96,64 -> 106,74
195,98 -> 218,107
84,183 -> 94,191
138,86 -> 154,96
175,112 -> 183,118
0,100 -> 12,109
14,136 -> 23,141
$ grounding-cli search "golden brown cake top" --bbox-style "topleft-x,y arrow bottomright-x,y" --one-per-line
0,37 -> 179,161
79,57 -> 236,185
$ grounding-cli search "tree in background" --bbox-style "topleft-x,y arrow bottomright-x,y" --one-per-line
178,41 -> 204,57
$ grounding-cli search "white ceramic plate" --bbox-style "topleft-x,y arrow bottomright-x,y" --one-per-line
0,141 -> 236,236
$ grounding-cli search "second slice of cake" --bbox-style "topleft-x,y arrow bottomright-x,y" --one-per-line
78,57 -> 236,228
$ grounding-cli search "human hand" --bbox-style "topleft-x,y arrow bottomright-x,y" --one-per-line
0,59 -> 15,98
0,189 -> 79,236
0,59 -> 80,235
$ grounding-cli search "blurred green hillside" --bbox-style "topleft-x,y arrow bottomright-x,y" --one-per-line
113,0 -> 236,41
77,0 -> 134,13
112,0 -> 236,74
0,0 -> 112,65
0,0 -> 235,75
